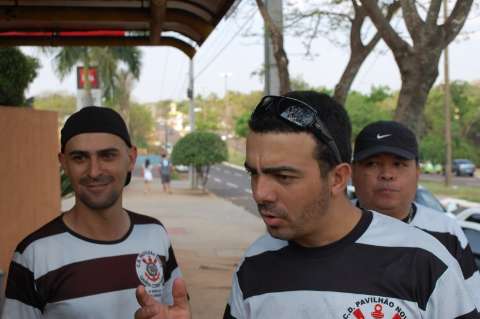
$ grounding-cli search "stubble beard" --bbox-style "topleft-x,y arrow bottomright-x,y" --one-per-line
78,189 -> 120,210
263,188 -> 331,242
77,175 -> 121,210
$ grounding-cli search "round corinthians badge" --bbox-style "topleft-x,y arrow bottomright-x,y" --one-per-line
136,251 -> 165,299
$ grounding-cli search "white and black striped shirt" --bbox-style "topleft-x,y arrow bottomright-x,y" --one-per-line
2,211 -> 181,319
411,203 -> 480,309
224,210 -> 479,319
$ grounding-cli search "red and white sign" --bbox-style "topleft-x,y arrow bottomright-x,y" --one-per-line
77,66 -> 99,89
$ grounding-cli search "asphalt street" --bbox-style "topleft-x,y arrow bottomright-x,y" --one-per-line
205,164 -> 258,216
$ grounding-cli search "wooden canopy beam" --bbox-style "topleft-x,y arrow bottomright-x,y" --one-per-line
149,0 -> 165,45
0,35 -> 196,58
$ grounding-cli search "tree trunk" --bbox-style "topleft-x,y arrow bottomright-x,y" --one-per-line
394,51 -> 441,136
256,0 -> 291,95
334,54 -> 365,106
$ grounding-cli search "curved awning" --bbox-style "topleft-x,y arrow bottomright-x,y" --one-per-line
0,0 -> 237,58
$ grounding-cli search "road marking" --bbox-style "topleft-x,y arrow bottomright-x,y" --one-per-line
226,182 -> 239,189
213,177 -> 222,183
244,188 -> 252,194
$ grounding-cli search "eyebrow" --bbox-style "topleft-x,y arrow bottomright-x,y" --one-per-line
244,162 -> 302,175
68,148 -> 120,157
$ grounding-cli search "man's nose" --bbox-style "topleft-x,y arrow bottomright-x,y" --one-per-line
379,165 -> 395,180
87,157 -> 102,178
251,175 -> 276,204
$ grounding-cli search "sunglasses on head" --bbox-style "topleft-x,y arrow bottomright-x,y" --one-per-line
251,95 -> 342,164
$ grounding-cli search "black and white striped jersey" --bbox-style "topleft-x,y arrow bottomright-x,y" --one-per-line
1,211 -> 181,319
224,210 -> 479,319
411,203 -> 480,309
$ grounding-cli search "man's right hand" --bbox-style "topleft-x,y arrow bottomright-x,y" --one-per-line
134,278 -> 191,319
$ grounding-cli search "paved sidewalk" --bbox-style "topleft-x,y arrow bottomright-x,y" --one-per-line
62,177 -> 265,319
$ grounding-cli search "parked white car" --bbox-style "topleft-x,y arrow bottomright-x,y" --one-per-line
456,207 -> 480,269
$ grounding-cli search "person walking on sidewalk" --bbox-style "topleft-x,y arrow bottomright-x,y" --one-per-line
143,158 -> 154,194
351,120 -> 480,309
160,153 -> 172,194
2,106 -> 182,319
134,92 -> 479,319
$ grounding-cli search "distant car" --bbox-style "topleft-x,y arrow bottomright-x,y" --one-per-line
452,159 -> 476,177
175,165 -> 189,173
456,207 -> 480,269
347,183 -> 452,216
420,161 -> 443,174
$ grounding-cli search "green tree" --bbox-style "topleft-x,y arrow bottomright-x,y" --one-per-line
290,75 -> 313,91
0,47 -> 39,106
33,92 -> 76,117
422,81 -> 480,165
128,104 -> 155,149
46,47 -> 141,104
171,131 -> 228,189
345,90 -> 394,139
234,111 -> 250,138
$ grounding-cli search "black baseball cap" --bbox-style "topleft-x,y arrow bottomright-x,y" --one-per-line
353,121 -> 418,162
61,106 -> 133,185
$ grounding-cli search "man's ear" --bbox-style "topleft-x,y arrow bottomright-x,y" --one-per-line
128,146 -> 138,171
58,152 -> 66,171
330,163 -> 351,197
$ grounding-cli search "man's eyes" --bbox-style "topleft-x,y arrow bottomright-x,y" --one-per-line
275,174 -> 296,183
71,154 -> 86,161
364,161 -> 378,167
101,152 -> 117,160
394,161 -> 409,167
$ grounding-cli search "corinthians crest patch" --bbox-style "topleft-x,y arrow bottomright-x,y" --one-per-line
136,250 -> 166,300
343,296 -> 410,319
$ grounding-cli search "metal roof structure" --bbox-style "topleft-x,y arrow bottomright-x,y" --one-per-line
0,0 -> 237,57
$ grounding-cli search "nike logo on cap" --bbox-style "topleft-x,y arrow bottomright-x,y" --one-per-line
377,133 -> 391,139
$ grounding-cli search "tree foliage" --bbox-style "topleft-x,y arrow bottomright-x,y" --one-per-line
360,0 -> 474,135
45,46 -> 142,105
171,131 -> 228,167
345,89 -> 394,138
33,92 -> 76,117
0,47 -> 39,106
286,0 -> 400,106
171,131 -> 228,188
128,104 -> 155,149
421,81 -> 480,164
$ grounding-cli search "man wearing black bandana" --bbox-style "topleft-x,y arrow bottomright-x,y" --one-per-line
352,120 -> 480,310
2,106 -> 184,318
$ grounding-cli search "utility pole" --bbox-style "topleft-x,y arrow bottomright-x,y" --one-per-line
220,72 -> 232,136
263,0 -> 283,95
443,0 -> 453,187
188,59 -> 197,188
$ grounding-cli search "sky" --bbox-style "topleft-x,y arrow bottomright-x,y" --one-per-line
22,2 -> 480,104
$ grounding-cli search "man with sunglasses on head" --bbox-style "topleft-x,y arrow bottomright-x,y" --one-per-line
135,91 -> 479,319
351,120 -> 480,309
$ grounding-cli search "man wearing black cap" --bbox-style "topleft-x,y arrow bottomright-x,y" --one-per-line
352,120 -> 480,309
2,106 -> 183,318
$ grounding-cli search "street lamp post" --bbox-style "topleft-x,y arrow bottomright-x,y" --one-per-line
219,72 -> 233,138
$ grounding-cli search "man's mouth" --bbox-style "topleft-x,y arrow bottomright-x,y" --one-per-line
259,208 -> 284,227
376,187 -> 399,194
84,182 -> 110,191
